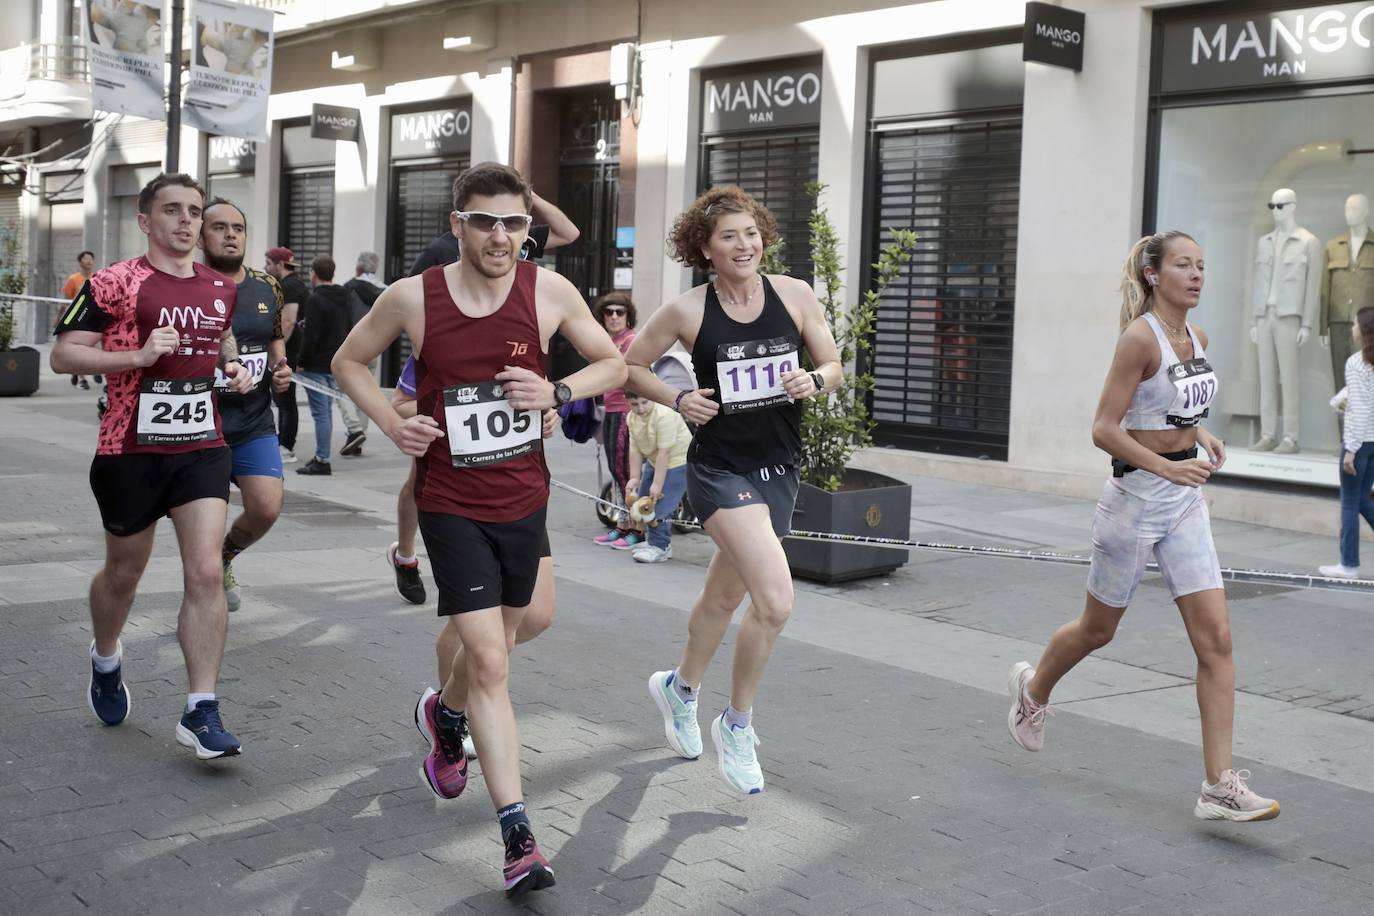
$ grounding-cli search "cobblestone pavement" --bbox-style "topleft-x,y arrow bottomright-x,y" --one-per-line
2,374 -> 1373,915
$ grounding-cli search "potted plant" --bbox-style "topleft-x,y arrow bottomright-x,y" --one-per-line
0,225 -> 40,397
780,184 -> 918,583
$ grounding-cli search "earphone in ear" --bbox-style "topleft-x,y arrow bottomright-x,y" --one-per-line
1147,275 -> 1159,287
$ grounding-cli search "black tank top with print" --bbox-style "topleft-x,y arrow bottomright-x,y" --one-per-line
689,276 -> 803,472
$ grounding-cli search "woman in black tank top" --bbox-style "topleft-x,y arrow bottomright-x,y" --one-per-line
625,186 -> 842,795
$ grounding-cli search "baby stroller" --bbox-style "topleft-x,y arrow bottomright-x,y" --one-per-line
593,350 -> 699,534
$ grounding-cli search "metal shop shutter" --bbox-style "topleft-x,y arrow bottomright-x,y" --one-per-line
866,117 -> 1021,460
389,159 -> 467,282
700,131 -> 819,284
280,170 -> 335,280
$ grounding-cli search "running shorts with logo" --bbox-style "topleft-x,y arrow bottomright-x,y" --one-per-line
218,268 -> 284,481
412,260 -> 550,614
1086,472 -> 1223,608
687,463 -> 798,538
56,256 -> 238,535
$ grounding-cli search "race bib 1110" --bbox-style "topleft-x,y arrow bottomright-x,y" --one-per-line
716,335 -> 800,415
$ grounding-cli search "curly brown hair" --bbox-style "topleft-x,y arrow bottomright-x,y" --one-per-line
666,185 -> 779,273
592,291 -> 637,329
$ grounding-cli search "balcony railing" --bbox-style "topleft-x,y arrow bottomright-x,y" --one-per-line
0,38 -> 88,98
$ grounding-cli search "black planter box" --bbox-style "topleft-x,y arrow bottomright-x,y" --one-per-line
0,347 -> 39,397
784,468 -> 911,583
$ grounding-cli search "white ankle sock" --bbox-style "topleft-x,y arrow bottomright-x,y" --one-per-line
187,692 -> 215,712
394,550 -> 417,565
91,642 -> 121,673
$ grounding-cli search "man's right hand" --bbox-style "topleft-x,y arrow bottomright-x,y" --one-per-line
390,414 -> 445,457
137,325 -> 180,367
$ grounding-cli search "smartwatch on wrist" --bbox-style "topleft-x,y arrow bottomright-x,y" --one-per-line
809,370 -> 825,394
552,381 -> 572,406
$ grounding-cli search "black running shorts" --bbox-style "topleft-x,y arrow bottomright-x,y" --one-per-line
418,506 -> 549,615
686,462 -> 798,538
89,447 -> 232,537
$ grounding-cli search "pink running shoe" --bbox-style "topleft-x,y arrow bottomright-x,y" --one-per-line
1007,661 -> 1052,752
503,824 -> 555,897
610,532 -> 644,550
592,530 -> 620,545
418,694 -> 469,799
1194,769 -> 1280,822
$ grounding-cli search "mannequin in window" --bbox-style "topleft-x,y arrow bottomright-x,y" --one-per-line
1250,188 -> 1321,453
1322,194 -> 1374,399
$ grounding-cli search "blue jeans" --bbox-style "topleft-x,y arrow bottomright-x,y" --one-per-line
1339,442 -> 1374,568
297,370 -> 336,462
640,462 -> 688,550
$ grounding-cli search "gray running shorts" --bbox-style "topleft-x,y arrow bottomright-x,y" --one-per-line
686,462 -> 798,538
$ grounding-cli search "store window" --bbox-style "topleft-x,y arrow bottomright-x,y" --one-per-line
205,135 -> 256,255
1149,2 -> 1374,488
698,57 -> 821,284
111,163 -> 162,264
864,35 -> 1023,460
279,122 -> 335,276
386,101 -> 472,281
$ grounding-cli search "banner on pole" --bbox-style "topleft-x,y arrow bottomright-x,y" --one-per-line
183,0 -> 274,142
84,0 -> 167,121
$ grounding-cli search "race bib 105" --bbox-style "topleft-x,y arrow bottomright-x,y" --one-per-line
442,381 -> 542,467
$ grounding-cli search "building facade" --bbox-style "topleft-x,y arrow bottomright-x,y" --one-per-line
4,0 -> 1369,526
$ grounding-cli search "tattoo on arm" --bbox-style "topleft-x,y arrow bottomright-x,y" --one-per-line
219,329 -> 240,368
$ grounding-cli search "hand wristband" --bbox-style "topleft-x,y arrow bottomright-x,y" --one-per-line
674,389 -> 688,413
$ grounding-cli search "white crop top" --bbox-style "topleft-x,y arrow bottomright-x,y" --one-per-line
1122,313 -> 1218,431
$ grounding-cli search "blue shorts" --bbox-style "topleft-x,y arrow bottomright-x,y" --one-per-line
230,434 -> 283,481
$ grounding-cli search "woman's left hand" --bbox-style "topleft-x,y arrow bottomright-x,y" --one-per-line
1197,428 -> 1226,472
1343,452 -> 1356,476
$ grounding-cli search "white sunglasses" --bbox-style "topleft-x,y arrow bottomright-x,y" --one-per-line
454,211 -> 533,233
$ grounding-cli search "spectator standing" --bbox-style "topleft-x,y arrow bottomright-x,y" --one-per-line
1321,306 -> 1374,578
295,255 -> 363,475
336,252 -> 387,456
590,292 -> 640,548
264,247 -> 309,463
623,391 -> 692,562
61,251 -> 100,389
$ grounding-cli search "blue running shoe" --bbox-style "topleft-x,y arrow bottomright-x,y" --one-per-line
176,700 -> 242,759
710,713 -> 764,795
88,640 -> 130,726
648,670 -> 701,759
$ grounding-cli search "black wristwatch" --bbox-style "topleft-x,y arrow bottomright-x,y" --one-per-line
552,381 -> 572,406
809,370 -> 825,394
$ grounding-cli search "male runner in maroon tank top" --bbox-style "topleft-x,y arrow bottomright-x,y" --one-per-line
332,162 -> 625,898
50,172 -> 255,760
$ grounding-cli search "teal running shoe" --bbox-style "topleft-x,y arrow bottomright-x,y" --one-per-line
710,713 -> 764,795
647,670 -> 701,759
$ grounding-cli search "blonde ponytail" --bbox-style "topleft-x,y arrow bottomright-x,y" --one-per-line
1118,230 -> 1196,331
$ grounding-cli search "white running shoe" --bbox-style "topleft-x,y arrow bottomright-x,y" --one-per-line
1007,661 -> 1051,752
710,713 -> 764,795
647,670 -> 701,759
1194,769 -> 1280,822
1318,564 -> 1361,579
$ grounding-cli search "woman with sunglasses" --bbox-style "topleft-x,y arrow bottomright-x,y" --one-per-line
626,185 -> 841,795
591,292 -> 642,548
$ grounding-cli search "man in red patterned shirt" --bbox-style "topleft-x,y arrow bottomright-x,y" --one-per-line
51,172 -> 255,760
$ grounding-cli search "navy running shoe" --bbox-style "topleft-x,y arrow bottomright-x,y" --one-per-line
88,640 -> 130,726
175,700 -> 242,759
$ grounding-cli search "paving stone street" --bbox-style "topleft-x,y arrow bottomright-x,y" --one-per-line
3,374 -> 1374,916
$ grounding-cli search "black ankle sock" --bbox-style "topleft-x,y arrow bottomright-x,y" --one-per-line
221,531 -> 251,566
436,700 -> 466,731
498,801 -> 529,840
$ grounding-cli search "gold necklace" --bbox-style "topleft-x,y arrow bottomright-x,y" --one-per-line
1154,312 -> 1189,341
715,277 -> 760,308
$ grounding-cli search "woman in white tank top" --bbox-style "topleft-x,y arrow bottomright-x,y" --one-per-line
1006,232 -> 1280,822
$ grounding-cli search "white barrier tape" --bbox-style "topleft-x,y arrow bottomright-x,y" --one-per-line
0,294 -> 69,304
291,374 -> 397,404
549,478 -> 1374,595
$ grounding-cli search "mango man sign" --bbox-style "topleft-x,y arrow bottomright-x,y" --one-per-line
390,102 -> 473,159
701,61 -> 822,134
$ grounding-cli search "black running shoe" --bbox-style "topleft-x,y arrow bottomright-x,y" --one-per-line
88,641 -> 130,726
296,458 -> 332,475
387,541 -> 426,604
175,700 -> 241,759
340,431 -> 366,456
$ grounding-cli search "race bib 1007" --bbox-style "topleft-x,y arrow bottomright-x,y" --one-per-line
442,381 -> 542,467
136,377 -> 217,445
716,335 -> 800,415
